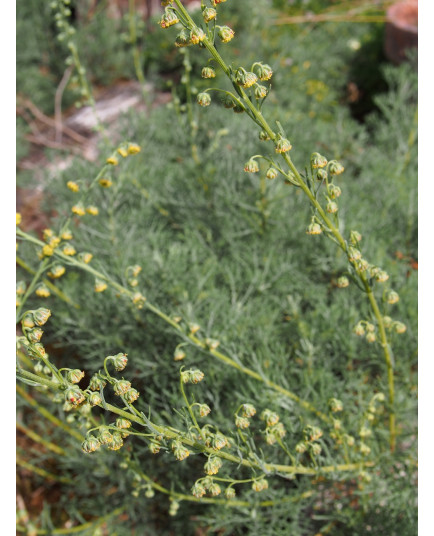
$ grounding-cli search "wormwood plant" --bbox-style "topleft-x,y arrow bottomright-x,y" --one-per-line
16,1 -> 417,534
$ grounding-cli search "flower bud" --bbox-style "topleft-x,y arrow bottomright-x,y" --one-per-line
189,323 -> 200,334
303,425 -> 322,441
271,421 -> 286,438
89,375 -> 106,391
26,327 -> 44,343
67,181 -> 80,192
386,290 -> 399,305
35,284 -> 50,298
375,270 -> 389,283
201,66 -> 216,79
181,369 -> 204,384
218,26 -> 235,43
94,279 -> 107,293
81,435 -> 100,453
172,440 -> 190,461
107,432 -> 124,451
353,322 -> 365,336
235,68 -> 257,88
22,314 -> 35,329
99,177 -> 113,188
71,203 -> 85,216
306,222 -> 322,235
88,392 -> 102,406
124,388 -> 140,404
311,443 -> 322,456
326,200 -> 338,214
197,92 -> 211,107
241,404 -> 256,418
254,62 -> 273,81
259,130 -> 271,141
328,184 -> 342,199
115,418 -> 131,430
111,352 -> 128,371
198,404 -> 211,417
366,332 -> 376,343
203,7 -> 217,23
190,27 -> 205,44
98,427 -> 114,445
266,167 -> 279,180
173,347 -> 186,361
191,481 -> 206,498
252,479 -> 268,492
117,146 -> 128,158
393,321 -> 407,334
359,442 -> 371,455
204,456 -> 222,475
254,85 -> 268,99
127,143 -> 141,155
316,168 -> 328,181
41,244 -> 54,257
295,442 -> 307,454
67,369 -> 85,384
329,161 -> 345,175
113,379 -> 131,395
169,500 -> 180,516
233,104 -> 245,114
174,28 -> 191,47
311,152 -> 327,168
336,276 -> 349,288
275,137 -> 292,153
61,229 -> 73,240
329,398 -> 343,412
106,158 -> 119,167
244,158 -> 259,173
235,416 -> 250,429
86,206 -> 99,216
261,409 -> 279,427
159,8 -> 180,28
206,338 -> 220,350
208,482 -> 221,496
344,434 -> 355,446
382,316 -> 393,329
16,281 -> 26,296
225,486 -> 236,499
212,432 -> 229,450
347,247 -> 361,263
149,440 -> 161,454
16,213 -> 22,226
350,230 -> 362,244
48,265 -> 66,279
64,387 -> 85,406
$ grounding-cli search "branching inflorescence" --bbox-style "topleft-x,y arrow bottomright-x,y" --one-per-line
16,0 -> 409,520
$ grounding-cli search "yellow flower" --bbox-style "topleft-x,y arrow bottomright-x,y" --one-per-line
94,279 -> 108,293
67,181 -> 80,192
61,229 -> 73,240
80,252 -> 93,264
48,265 -> 66,279
117,147 -> 128,158
42,244 -> 54,257
72,204 -> 85,216
63,245 -> 76,256
86,205 -> 99,216
16,213 -> 22,226
35,284 -> 51,298
106,156 -> 119,166
99,177 -> 113,188
127,143 -> 141,155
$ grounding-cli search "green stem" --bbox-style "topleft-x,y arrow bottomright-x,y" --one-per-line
16,259 -> 50,321
180,374 -> 206,441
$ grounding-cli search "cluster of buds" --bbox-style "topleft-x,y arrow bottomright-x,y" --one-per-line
205,431 -> 230,451
21,308 -> 52,348
295,425 -> 323,456
233,403 -> 256,429
253,62 -> 273,81
353,320 -> 377,343
132,292 -> 146,309
117,142 -> 141,158
260,409 -> 286,445
252,478 -> 269,492
181,369 -> 204,384
195,477 -> 222,497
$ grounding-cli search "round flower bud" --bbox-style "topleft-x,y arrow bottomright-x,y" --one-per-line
275,137 -> 292,153
189,323 -> 200,334
212,432 -> 229,450
204,456 -> 222,475
35,284 -> 50,298
329,161 -> 345,175
353,322 -> 365,336
366,332 -> 376,343
67,369 -> 85,384
259,130 -> 271,141
261,409 -> 279,427
206,338 -> 220,350
31,308 -> 51,327
116,418 -> 132,429
266,167 -> 279,180
145,488 -> 155,498
254,85 -> 268,99
218,25 -> 235,43
41,244 -> 54,257
169,500 -> 180,516
127,143 -> 141,155
94,279 -> 107,292
311,443 -> 322,456
175,28 -> 191,48
316,168 -> 328,181
203,7 -> 217,23
208,482 -> 221,496
235,69 -> 258,88
61,229 -> 73,240
172,440 -> 190,461
359,442 -> 371,456
386,290 -> 400,305
328,184 -> 342,199
132,292 -> 146,308
22,314 -> 35,329
107,432 -> 124,451
198,404 -> 211,417
81,436 -> 100,453
311,152 -> 327,169
329,398 -> 343,412
88,392 -> 102,406
149,441 -> 161,454
191,481 -> 206,498
222,94 -> 236,109
174,347 -> 186,361
98,177 -> 112,188
303,425 -> 322,441
98,427 -> 114,445
113,379 -> 131,396
344,434 -> 355,446
26,327 -> 44,343
336,276 -> 349,288
375,270 -> 389,283
350,230 -> 362,244
254,63 -> 273,81
348,247 -> 362,263
89,375 -> 106,391
241,404 -> 256,418
235,416 -> 250,429
382,316 -> 393,328
233,104 -> 245,114
244,158 -> 259,173
117,146 -> 128,158
159,8 -> 180,29
326,201 -> 338,214
64,387 -> 85,406
197,92 -> 211,107
16,281 -> 27,296
112,352 -> 128,371
295,442 -> 307,454
271,422 -> 286,438
124,388 -> 140,404
71,203 -> 85,216
86,206 -> 99,216
48,265 -> 66,279
201,66 -> 216,79
67,181 -> 80,192
306,222 -> 322,235
189,27 -> 205,44
225,487 -> 236,499
393,321 -> 407,334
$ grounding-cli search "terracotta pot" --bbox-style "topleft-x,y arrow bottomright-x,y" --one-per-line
385,0 -> 418,64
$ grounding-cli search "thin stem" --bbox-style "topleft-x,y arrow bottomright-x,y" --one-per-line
180,374 -> 206,441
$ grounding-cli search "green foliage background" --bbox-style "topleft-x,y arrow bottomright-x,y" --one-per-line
17,1 -> 417,534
